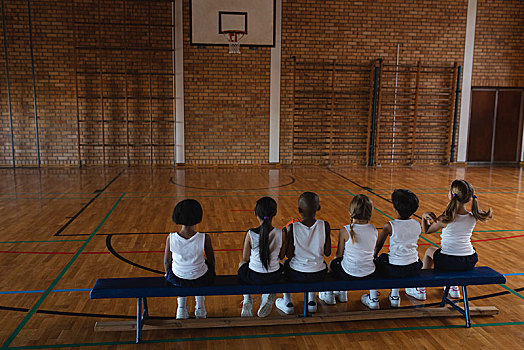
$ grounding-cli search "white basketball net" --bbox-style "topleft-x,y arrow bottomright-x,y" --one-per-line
223,31 -> 245,54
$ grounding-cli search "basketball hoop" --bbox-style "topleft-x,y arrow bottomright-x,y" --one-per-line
222,30 -> 245,54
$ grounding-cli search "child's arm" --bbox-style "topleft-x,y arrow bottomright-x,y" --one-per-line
335,227 -> 348,259
374,222 -> 391,258
324,221 -> 332,256
285,225 -> 295,259
279,228 -> 287,260
241,232 -> 251,264
163,235 -> 172,274
422,211 -> 445,234
204,234 -> 215,272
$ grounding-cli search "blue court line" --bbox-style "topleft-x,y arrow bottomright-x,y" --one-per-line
0,289 -> 91,295
503,273 -> 524,276
1,193 -> 126,350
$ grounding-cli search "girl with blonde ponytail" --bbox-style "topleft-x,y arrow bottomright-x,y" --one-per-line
409,180 -> 492,301
329,195 -> 377,304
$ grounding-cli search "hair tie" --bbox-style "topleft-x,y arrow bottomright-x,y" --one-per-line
453,193 -> 457,198
263,216 -> 269,220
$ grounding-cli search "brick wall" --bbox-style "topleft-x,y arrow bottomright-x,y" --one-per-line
0,0 -> 522,167
473,0 -> 524,87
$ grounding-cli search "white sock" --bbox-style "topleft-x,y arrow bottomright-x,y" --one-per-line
391,289 -> 400,297
195,296 -> 205,308
308,292 -> 316,303
283,293 -> 293,304
369,290 -> 378,299
177,296 -> 186,308
243,294 -> 252,303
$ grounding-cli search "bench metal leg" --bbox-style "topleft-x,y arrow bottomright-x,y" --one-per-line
440,286 -> 450,307
303,292 -> 309,317
136,298 -> 143,344
441,285 -> 471,328
142,297 -> 149,319
462,286 -> 471,328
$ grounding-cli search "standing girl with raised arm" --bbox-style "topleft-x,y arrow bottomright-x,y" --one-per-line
407,179 -> 492,300
238,196 -> 286,317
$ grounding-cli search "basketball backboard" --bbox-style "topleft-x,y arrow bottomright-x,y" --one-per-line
190,0 -> 275,47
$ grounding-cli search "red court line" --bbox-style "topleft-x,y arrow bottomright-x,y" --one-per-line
2,234 -> 522,256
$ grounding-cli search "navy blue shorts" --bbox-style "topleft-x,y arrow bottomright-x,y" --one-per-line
283,259 -> 327,283
165,261 -> 215,287
237,262 -> 283,285
329,257 -> 376,280
433,249 -> 478,271
375,253 -> 422,278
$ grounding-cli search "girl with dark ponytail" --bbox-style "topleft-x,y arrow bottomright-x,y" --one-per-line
237,197 -> 285,318
408,180 -> 492,301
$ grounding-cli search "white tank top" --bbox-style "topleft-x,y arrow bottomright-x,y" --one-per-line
289,220 -> 326,273
341,223 -> 377,277
248,227 -> 282,273
388,219 -> 421,265
169,232 -> 208,280
440,213 -> 476,256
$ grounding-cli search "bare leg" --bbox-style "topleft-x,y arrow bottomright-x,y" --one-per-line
422,246 -> 438,269
238,260 -> 248,269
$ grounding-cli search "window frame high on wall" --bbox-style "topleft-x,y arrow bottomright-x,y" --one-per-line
73,0 -> 176,167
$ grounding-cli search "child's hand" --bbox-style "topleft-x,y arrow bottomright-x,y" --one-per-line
422,212 -> 437,225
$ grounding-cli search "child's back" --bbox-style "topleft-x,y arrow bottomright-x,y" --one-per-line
341,223 -> 377,277
169,231 -> 208,279
440,213 -> 476,256
289,220 -> 326,273
388,218 -> 421,265
248,227 -> 282,273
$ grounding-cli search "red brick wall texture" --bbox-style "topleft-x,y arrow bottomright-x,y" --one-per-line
0,0 -> 522,166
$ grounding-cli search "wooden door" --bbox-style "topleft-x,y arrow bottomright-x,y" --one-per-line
493,90 -> 523,162
467,90 -> 496,162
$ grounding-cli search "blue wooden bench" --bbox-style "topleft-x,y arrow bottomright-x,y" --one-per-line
90,266 -> 506,343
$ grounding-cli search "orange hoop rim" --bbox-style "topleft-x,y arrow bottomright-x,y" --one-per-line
221,30 -> 246,42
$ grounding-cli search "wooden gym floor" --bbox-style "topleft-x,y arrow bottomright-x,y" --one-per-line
0,166 -> 523,349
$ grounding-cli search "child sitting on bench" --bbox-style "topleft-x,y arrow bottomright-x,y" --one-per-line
275,192 -> 331,314
411,179 -> 492,300
238,196 -> 286,317
323,194 -> 378,306
373,189 -> 422,308
164,199 -> 216,319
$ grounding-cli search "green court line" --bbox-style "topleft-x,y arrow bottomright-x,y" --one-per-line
1,193 -> 126,350
7,321 -> 524,349
499,284 -> 524,300
0,240 -> 87,244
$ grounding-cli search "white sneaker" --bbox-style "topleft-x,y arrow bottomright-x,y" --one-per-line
406,287 -> 426,301
389,293 -> 400,308
319,291 -> 336,305
448,286 -> 461,299
307,300 -> 317,313
176,306 -> 189,319
241,298 -> 253,317
195,307 -> 206,319
361,294 -> 380,309
275,297 -> 294,315
257,294 -> 277,317
334,291 -> 348,303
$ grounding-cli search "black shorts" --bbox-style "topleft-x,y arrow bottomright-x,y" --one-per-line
375,253 -> 422,278
433,249 -> 478,271
165,261 -> 215,287
283,259 -> 327,283
329,257 -> 376,280
238,262 -> 283,285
